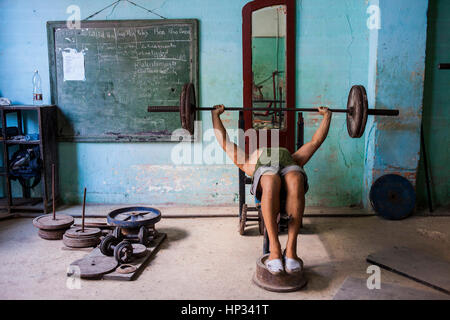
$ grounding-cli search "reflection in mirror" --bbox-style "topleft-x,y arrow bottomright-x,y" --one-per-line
252,5 -> 287,130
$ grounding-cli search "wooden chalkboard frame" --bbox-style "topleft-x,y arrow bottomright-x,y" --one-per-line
47,19 -> 199,142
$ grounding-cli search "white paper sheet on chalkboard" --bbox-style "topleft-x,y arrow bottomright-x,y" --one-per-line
62,48 -> 85,81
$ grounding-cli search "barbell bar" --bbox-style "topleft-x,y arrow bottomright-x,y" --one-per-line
147,83 -> 400,138
148,105 -> 398,115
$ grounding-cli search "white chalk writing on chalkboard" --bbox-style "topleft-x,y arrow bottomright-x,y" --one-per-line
51,20 -> 197,141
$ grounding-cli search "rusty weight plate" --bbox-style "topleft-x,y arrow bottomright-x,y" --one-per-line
253,254 -> 307,292
346,85 -> 368,138
63,234 -> 100,248
33,214 -> 74,230
132,243 -> 147,258
69,255 -> 118,279
38,228 -> 66,240
116,264 -> 137,274
65,227 -> 102,238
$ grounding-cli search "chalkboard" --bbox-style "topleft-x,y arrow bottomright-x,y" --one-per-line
47,20 -> 198,142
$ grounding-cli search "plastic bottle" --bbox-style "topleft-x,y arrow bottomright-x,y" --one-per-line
32,70 -> 43,105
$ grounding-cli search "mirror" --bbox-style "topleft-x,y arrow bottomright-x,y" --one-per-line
251,5 -> 287,130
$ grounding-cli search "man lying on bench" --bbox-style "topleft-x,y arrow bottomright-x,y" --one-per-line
211,105 -> 332,275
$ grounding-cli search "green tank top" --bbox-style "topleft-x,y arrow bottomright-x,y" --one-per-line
253,147 -> 298,176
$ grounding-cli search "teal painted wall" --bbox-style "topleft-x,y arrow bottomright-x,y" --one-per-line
0,0 -> 246,205
297,0 -> 368,206
363,0 -> 429,207
417,0 -> 450,209
0,0 -> 430,208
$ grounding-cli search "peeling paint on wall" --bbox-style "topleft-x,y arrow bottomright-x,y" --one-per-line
363,0 -> 429,208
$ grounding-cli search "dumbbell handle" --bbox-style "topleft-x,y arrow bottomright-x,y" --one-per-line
147,105 -> 399,116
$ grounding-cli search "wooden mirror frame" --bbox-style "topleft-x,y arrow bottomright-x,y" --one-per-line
242,0 -> 296,152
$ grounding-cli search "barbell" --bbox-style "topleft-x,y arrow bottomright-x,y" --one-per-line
147,83 -> 399,138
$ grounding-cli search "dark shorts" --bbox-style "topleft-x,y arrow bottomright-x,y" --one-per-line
251,165 -> 309,201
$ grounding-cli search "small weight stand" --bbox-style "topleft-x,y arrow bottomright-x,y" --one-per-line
100,207 -> 162,263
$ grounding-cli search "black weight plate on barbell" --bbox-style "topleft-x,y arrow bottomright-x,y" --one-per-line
185,82 -> 196,136
180,83 -> 188,132
357,85 -> 368,137
347,85 -> 364,138
369,174 -> 416,220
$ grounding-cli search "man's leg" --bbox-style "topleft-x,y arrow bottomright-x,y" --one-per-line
260,174 -> 282,261
283,171 -> 305,260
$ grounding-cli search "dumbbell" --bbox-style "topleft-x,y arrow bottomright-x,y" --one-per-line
112,226 -> 151,246
99,235 -> 133,263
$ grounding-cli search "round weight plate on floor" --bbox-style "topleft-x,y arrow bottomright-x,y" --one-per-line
107,207 -> 161,229
346,85 -> 365,138
369,174 -> 416,220
116,264 -> 137,274
239,204 -> 247,236
63,234 -> 100,248
64,227 -> 102,238
38,228 -> 66,240
33,214 -> 74,230
69,255 -> 118,279
253,254 -> 307,293
132,243 -> 147,258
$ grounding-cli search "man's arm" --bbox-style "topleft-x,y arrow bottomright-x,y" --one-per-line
211,105 -> 251,174
292,107 -> 332,167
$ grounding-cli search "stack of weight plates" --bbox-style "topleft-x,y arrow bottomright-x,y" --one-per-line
63,226 -> 102,248
33,214 -> 74,240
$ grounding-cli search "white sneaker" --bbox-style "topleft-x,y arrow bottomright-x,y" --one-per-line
283,254 -> 304,274
265,258 -> 284,275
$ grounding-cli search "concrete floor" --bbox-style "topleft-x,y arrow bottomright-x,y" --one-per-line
0,206 -> 449,300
